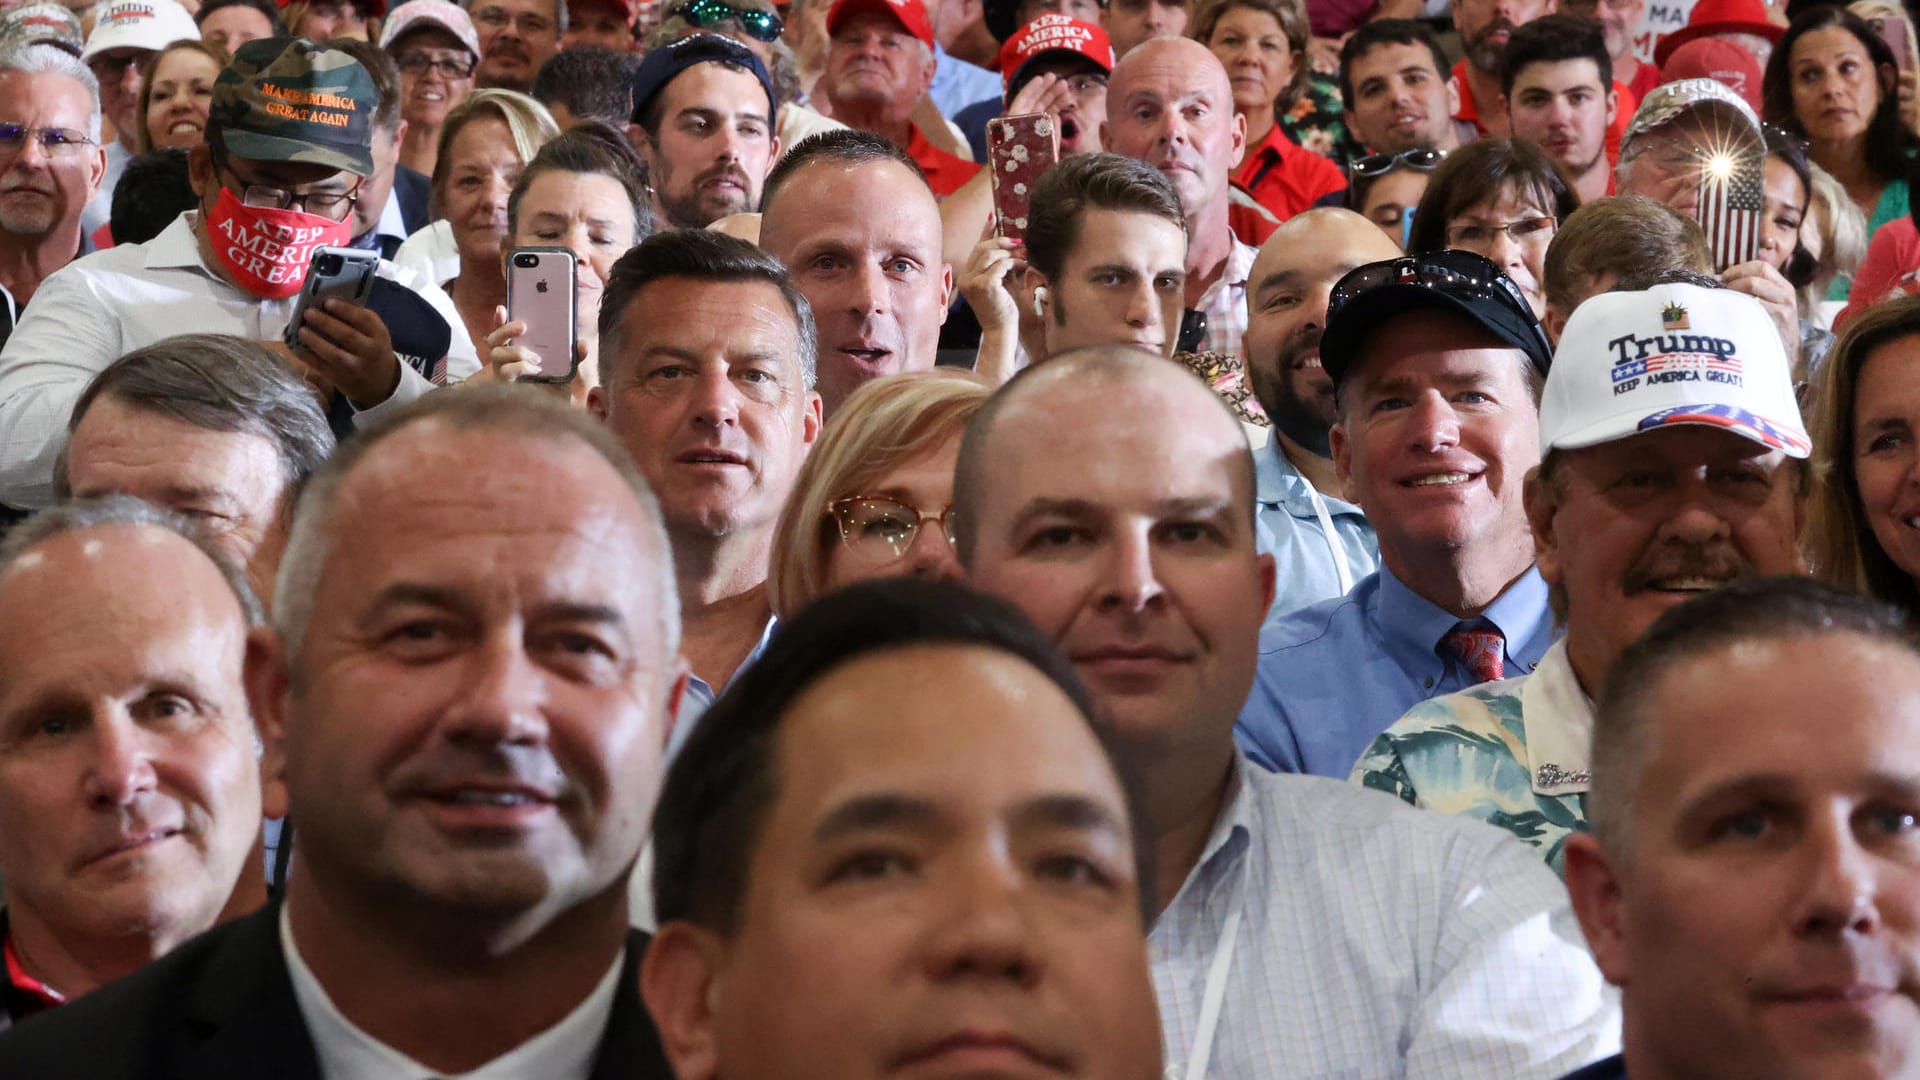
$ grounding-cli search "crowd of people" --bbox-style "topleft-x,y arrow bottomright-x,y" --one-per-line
0,0 -> 1915,1074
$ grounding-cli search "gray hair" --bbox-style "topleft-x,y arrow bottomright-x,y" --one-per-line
274,384 -> 678,663
57,334 -> 335,498
0,42 -> 101,141
0,495 -> 264,628
1590,576 -> 1916,859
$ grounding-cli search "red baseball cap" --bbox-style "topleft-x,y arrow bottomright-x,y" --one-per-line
826,0 -> 934,48
998,14 -> 1113,96
1658,37 -> 1764,111
1653,0 -> 1782,66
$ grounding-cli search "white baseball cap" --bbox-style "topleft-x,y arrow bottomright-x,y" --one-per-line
1540,282 -> 1810,458
82,0 -> 198,62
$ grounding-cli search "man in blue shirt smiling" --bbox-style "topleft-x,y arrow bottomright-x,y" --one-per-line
1236,250 -> 1558,776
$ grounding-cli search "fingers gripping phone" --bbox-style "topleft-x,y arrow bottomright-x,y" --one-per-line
507,247 -> 579,384
988,113 -> 1061,243
283,246 -> 378,351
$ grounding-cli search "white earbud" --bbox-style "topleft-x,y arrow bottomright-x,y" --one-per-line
1032,286 -> 1048,317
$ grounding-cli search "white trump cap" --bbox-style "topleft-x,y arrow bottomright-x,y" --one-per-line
1540,281 -> 1810,458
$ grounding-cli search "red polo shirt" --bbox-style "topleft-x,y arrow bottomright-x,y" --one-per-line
1234,123 -> 1346,224
906,125 -> 982,197
1451,59 -> 1638,167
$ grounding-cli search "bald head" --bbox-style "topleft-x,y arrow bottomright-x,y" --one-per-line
953,346 -> 1254,562
1101,38 -> 1245,233
1244,207 -> 1406,456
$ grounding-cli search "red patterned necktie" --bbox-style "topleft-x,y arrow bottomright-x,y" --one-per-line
1442,624 -> 1506,684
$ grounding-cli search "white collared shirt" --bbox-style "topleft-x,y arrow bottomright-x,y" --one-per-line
0,211 -> 480,509
1150,756 -> 1620,1078
279,904 -> 623,1080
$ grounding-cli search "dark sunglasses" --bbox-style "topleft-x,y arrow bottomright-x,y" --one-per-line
670,0 -> 783,41
1328,250 -> 1542,344
1348,147 -> 1445,178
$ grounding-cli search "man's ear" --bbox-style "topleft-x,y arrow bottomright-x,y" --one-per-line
588,384 -> 611,421
244,626 -> 292,823
1524,465 -> 1563,590
640,922 -> 729,1080
1562,833 -> 1630,989
1330,419 -> 1354,502
188,141 -> 216,202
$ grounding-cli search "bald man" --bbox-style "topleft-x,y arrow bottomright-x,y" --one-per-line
1243,208 -> 1394,622
1100,37 -> 1252,359
952,347 -> 1620,1078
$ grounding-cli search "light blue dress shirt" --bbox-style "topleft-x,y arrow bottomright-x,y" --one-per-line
1234,563 -> 1556,777
929,43 -> 1003,120
1255,441 -> 1379,627
666,616 -> 778,761
1150,756 -> 1619,1078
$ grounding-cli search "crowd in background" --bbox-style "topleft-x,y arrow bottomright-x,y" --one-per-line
0,0 -> 1917,1075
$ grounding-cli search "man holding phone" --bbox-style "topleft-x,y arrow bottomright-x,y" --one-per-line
0,37 -> 478,510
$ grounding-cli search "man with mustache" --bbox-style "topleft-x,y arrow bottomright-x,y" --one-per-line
592,229 -> 820,756
0,388 -> 680,1077
1559,577 -> 1920,1080
0,43 -> 105,348
954,346 -> 1620,1078
1235,251 -> 1557,777
1101,37 -> 1253,359
472,0 -> 565,92
1241,208 -> 1393,623
1449,0 -> 1554,138
629,33 -> 780,230
0,497 -> 269,1030
1353,277 -> 1807,874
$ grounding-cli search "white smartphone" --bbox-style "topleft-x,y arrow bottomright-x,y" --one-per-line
507,246 -> 579,383
283,246 -> 379,350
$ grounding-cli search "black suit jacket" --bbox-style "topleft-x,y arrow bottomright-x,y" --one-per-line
0,903 -> 671,1080
394,165 -> 431,238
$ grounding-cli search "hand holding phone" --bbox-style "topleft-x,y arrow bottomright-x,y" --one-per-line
507,247 -> 579,384
283,246 -> 378,352
987,113 -> 1061,243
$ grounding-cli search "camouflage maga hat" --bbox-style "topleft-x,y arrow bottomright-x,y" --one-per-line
211,36 -> 376,178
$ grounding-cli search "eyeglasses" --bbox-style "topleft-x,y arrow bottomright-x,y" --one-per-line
395,50 -> 477,79
215,149 -> 363,222
670,0 -> 784,42
1328,250 -> 1538,333
1444,215 -> 1556,248
0,123 -> 95,159
1349,147 -> 1444,178
1064,72 -> 1108,95
828,496 -> 957,562
87,51 -> 154,78
471,5 -> 557,35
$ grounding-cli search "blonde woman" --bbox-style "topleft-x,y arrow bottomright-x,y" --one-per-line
768,370 -> 992,620
1809,292 -> 1920,612
399,89 -> 560,349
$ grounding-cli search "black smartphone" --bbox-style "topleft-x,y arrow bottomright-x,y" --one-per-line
507,246 -> 579,383
1177,309 -> 1208,354
283,246 -> 379,350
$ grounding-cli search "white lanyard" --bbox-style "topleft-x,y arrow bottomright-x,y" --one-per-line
1304,481 -> 1354,596
1179,895 -> 1245,1080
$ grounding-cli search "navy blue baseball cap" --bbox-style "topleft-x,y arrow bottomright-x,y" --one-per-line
629,32 -> 777,127
1320,251 -> 1554,390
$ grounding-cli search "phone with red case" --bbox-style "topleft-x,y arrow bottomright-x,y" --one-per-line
987,113 -> 1061,243
506,246 -> 578,383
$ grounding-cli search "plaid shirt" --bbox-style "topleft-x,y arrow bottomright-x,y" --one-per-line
1194,234 -> 1259,360
1149,755 -> 1619,1078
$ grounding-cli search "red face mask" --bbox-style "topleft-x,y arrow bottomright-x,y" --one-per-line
203,186 -> 355,299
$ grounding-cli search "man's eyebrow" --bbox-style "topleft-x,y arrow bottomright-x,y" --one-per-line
813,792 -> 942,843
1011,793 -> 1128,841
